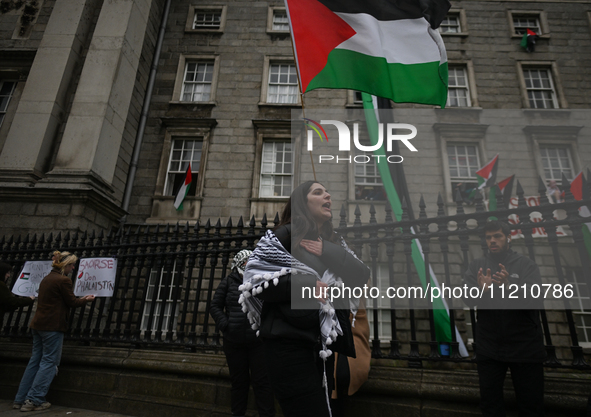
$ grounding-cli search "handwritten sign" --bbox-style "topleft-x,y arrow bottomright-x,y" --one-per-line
506,196 -> 567,239
11,261 -> 53,297
74,258 -> 117,297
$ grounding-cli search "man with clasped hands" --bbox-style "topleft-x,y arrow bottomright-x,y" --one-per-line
463,220 -> 545,417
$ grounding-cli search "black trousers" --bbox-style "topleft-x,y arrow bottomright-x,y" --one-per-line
477,354 -> 544,417
223,339 -> 275,417
263,338 -> 331,417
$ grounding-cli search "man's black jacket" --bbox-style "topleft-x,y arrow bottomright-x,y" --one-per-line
463,249 -> 546,363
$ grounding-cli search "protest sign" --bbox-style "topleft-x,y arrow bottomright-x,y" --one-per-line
74,258 -> 117,297
506,196 -> 567,239
11,261 -> 53,297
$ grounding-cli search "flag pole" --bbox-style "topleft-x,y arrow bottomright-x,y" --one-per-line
376,97 -> 415,220
288,24 -> 316,182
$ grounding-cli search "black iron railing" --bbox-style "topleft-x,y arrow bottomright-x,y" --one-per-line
1,174 -> 590,369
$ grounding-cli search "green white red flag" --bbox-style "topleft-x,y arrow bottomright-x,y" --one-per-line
476,154 -> 499,190
489,174 -> 515,211
284,0 -> 451,107
520,28 -> 538,53
361,92 -> 468,357
174,164 -> 192,210
570,171 -> 591,260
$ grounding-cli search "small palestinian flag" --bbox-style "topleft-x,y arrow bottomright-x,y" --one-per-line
520,29 -> 538,53
285,0 -> 451,107
489,175 -> 515,211
476,154 -> 499,190
570,171 -> 591,260
174,164 -> 192,210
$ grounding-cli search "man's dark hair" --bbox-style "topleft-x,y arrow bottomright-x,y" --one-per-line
483,220 -> 511,237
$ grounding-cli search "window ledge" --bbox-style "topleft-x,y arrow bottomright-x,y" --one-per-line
267,30 -> 290,39
250,197 -> 290,203
185,29 -> 224,34
258,102 -> 302,108
522,109 -> 571,118
441,32 -> 469,37
169,101 -> 216,106
435,106 -> 483,111
511,34 -> 550,39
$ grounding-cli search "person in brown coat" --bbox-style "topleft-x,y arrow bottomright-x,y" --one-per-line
0,262 -> 35,328
14,251 -> 95,412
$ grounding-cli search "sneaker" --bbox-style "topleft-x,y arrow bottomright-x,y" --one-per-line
20,400 -> 51,412
12,403 -> 22,409
33,402 -> 51,411
19,400 -> 35,412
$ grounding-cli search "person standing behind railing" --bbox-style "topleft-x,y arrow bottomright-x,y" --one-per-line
210,249 -> 275,417
13,251 -> 95,412
463,221 -> 545,417
0,262 -> 35,328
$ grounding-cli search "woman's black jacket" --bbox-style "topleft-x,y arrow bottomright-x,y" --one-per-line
210,270 -> 260,345
257,224 -> 370,357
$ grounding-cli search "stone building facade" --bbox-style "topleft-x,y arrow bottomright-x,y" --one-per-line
0,0 -> 589,233
1,2 -> 591,414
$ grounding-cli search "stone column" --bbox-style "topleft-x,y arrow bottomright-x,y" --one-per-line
45,0 -> 153,197
0,0 -> 98,183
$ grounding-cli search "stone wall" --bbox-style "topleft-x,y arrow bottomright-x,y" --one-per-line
0,342 -> 588,416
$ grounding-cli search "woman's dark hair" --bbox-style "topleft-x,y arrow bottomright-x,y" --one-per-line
276,180 -> 338,248
0,262 -> 12,283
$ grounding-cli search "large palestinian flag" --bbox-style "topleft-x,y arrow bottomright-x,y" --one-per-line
285,0 -> 451,107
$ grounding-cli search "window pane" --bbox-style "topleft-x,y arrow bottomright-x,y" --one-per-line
354,149 -> 385,200
540,146 -> 573,181
272,10 -> 289,31
267,64 -> 298,104
259,141 -> 293,197
523,69 -> 557,109
165,139 -> 203,196
448,144 -> 480,181
181,62 -> 214,102
0,81 -> 16,128
194,10 -> 222,29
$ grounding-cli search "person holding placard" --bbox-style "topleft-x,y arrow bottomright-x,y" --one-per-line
0,262 -> 35,326
14,251 -> 95,412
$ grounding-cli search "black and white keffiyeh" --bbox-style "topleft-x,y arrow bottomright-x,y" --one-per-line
239,229 -> 361,359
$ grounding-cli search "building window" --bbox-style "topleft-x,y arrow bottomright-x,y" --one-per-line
164,139 -> 203,197
140,266 -> 181,334
439,14 -> 461,33
353,91 -> 363,104
259,141 -> 292,197
272,9 -> 289,31
186,6 -> 226,33
267,7 -> 290,36
355,145 -> 385,201
267,63 -> 298,104
367,264 -> 393,341
447,67 -> 471,107
523,68 -> 558,109
512,15 -> 541,35
567,269 -> 591,347
193,9 -> 221,29
540,146 -> 574,181
0,80 -> 17,127
448,144 -> 480,202
181,62 -> 214,102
